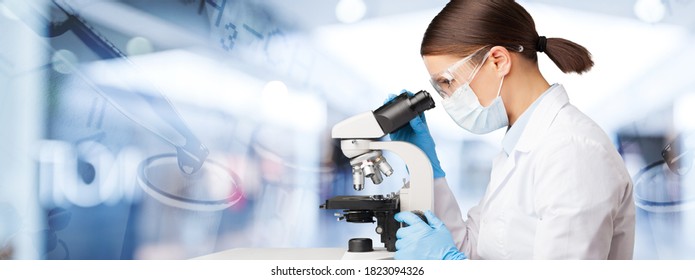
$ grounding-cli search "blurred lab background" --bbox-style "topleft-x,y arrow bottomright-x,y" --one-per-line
1,0 -> 694,259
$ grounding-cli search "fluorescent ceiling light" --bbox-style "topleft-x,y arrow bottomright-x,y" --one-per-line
634,0 -> 667,24
335,0 -> 367,24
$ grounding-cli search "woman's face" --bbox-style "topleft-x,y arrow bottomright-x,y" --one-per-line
423,52 -> 504,107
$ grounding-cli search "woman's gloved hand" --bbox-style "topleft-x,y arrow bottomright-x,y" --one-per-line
385,90 -> 445,178
393,210 -> 466,260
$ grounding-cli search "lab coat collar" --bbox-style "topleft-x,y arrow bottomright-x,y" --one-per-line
513,84 -> 570,153
481,85 -> 569,205
501,84 -> 556,156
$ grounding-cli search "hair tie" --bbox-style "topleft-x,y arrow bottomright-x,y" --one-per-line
536,36 -> 547,53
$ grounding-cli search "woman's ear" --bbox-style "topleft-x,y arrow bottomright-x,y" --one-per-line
489,46 -> 512,77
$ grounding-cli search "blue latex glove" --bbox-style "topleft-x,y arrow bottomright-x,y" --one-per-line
385,90 -> 445,178
393,210 -> 466,260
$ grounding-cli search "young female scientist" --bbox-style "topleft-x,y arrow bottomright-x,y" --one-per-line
391,0 -> 635,259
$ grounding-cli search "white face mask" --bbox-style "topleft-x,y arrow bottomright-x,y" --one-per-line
441,76 -> 508,134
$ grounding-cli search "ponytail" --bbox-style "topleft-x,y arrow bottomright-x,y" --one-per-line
542,37 -> 594,74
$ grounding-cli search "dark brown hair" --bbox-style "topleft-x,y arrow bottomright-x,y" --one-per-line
421,0 -> 594,74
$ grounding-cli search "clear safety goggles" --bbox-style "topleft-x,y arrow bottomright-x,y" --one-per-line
429,46 -> 491,99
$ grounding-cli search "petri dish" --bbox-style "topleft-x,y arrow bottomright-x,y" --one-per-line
137,153 -> 243,211
634,162 -> 695,213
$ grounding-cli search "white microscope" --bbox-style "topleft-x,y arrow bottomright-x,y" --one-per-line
196,90 -> 436,260
320,90 -> 436,259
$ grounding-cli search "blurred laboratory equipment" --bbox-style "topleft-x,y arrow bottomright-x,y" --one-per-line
633,133 -> 695,259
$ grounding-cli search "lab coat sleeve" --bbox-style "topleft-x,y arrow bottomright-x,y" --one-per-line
532,136 -> 632,259
433,177 -> 481,259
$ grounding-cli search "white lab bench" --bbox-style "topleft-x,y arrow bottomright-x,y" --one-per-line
194,248 -> 394,260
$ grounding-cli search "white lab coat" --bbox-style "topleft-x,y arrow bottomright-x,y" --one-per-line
433,85 -> 635,259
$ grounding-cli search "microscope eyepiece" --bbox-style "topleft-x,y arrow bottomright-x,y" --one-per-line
373,90 -> 435,134
408,90 -> 436,114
